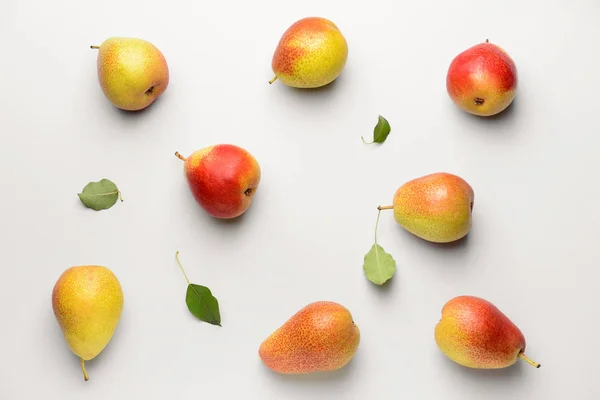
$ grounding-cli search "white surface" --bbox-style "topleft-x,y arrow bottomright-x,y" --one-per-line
1,1 -> 599,399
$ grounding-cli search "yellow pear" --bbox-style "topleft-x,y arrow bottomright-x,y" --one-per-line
52,265 -> 124,381
269,17 -> 348,88
91,37 -> 169,111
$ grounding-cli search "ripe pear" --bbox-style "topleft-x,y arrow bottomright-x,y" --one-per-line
259,301 -> 360,374
379,172 -> 474,243
447,39 -> 517,116
435,296 -> 540,369
175,144 -> 261,219
269,17 -> 348,88
52,265 -> 124,381
91,37 -> 169,111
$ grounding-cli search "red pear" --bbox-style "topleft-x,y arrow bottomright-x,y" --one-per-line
435,296 -> 540,369
446,40 -> 517,117
175,144 -> 261,219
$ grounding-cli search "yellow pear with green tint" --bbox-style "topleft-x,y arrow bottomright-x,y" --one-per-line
380,172 -> 474,243
91,37 -> 169,111
52,265 -> 124,381
269,17 -> 348,88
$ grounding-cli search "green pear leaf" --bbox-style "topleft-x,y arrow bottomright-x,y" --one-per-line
185,284 -> 221,326
77,179 -> 122,211
362,115 -> 391,144
363,243 -> 396,285
175,252 -> 222,326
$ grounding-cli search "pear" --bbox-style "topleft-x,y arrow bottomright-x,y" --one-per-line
435,296 -> 541,369
174,144 -> 261,219
259,301 -> 360,374
91,37 -> 169,111
269,17 -> 348,88
52,265 -> 124,381
379,172 -> 474,243
447,39 -> 517,116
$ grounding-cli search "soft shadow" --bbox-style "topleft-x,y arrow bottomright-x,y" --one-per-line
261,355 -> 357,385
366,273 -> 397,297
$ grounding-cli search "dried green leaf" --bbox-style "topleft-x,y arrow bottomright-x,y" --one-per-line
363,243 -> 396,285
186,284 -> 222,326
362,115 -> 391,144
78,179 -> 122,211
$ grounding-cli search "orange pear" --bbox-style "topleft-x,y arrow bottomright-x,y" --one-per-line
259,301 -> 360,374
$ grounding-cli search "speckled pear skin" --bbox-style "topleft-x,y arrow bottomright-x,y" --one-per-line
435,296 -> 528,369
259,301 -> 360,374
52,266 -> 124,361
393,172 -> 474,243
271,17 -> 348,88
182,144 -> 261,219
447,41 -> 517,116
96,37 -> 169,111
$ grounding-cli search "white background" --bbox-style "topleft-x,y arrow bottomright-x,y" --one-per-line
1,0 -> 599,399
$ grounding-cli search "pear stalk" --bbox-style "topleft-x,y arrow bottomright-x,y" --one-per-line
174,152 -> 187,162
518,353 -> 541,368
377,205 -> 393,211
90,45 -> 100,49
80,358 -> 89,381
269,76 -> 278,84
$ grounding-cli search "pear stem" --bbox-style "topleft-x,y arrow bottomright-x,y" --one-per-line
374,208 -> 383,245
174,152 -> 187,162
377,205 -> 394,211
90,45 -> 100,49
518,353 -> 541,368
80,358 -> 89,381
269,76 -> 278,84
175,251 -> 192,286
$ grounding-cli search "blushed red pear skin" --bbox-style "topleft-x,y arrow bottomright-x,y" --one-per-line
446,40 -> 517,116
259,301 -> 360,374
175,144 -> 261,219
435,296 -> 541,369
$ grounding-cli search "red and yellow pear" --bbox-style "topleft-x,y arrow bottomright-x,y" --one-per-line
259,301 -> 360,374
446,40 -> 517,116
378,172 -> 474,243
435,296 -> 541,369
270,17 -> 348,88
52,265 -> 124,381
91,37 -> 169,111
175,144 -> 261,219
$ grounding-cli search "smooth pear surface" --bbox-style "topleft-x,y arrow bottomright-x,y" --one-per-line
392,172 -> 474,243
95,37 -> 169,111
435,296 -> 535,369
52,266 -> 124,362
180,144 -> 261,219
446,40 -> 517,116
271,17 -> 348,88
259,301 -> 360,374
